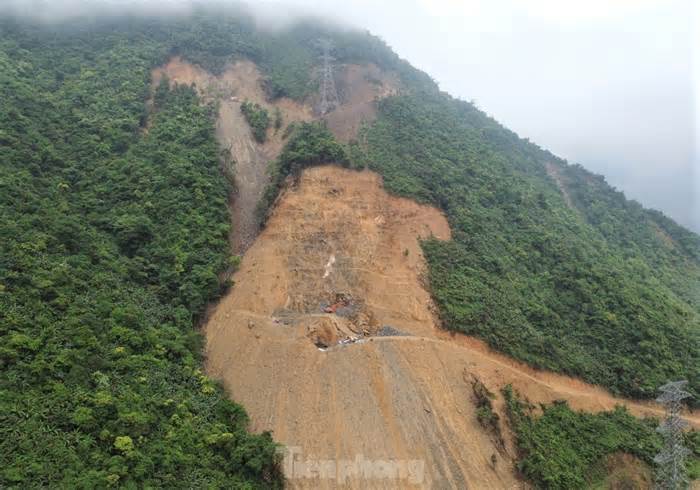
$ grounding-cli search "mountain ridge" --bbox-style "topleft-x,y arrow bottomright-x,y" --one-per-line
0,3 -> 698,488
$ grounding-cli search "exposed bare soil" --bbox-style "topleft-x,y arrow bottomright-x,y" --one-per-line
151,57 -> 698,488
597,453 -> 653,490
203,165 -> 698,489
152,57 -> 313,253
544,161 -> 575,211
151,58 -> 395,253
322,63 -> 399,142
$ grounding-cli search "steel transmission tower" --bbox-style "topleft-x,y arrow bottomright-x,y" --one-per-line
317,39 -> 340,114
654,380 -> 692,490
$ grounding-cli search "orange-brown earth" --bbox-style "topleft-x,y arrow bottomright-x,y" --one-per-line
151,57 -> 697,488
598,453 -> 653,490
323,63 -> 399,143
203,166 -> 698,489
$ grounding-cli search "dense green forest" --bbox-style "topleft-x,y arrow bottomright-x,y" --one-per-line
502,385 -> 700,488
502,385 -> 661,488
0,6 -> 413,487
358,92 -> 699,401
0,2 -> 698,487
240,100 -> 270,143
0,11 -> 288,488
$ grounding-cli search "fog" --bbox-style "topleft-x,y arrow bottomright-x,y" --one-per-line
2,0 -> 697,231
273,0 -> 698,232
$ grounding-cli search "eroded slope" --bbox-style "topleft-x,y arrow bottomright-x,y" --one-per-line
151,58 -> 399,253
323,63 -> 399,142
203,165 -> 694,489
153,56 -> 698,488
204,166 -> 512,489
152,57 -> 313,252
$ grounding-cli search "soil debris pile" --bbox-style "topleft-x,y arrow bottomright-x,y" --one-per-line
204,165 -> 697,489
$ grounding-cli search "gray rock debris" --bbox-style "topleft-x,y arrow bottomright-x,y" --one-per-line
376,325 -> 409,337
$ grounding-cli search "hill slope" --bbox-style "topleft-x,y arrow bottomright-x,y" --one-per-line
0,4 -> 698,488
204,163 -> 696,488
360,92 -> 699,400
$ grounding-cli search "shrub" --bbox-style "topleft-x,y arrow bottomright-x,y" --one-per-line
240,100 -> 270,143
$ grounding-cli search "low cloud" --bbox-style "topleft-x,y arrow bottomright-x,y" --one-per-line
1,0 -> 696,230
0,0 -> 192,22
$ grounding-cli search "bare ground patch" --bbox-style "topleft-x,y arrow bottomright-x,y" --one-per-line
203,165 -> 696,489
150,58 -> 399,253
545,161 -> 576,211
322,63 -> 400,143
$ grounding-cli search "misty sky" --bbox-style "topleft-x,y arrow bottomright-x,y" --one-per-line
268,0 -> 698,232
2,0 -> 698,231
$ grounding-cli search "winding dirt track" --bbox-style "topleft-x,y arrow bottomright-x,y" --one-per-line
331,334 -> 699,425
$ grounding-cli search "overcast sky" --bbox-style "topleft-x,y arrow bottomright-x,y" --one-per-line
267,0 -> 698,232
2,0 -> 698,231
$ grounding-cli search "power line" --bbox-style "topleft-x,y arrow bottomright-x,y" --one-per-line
317,38 -> 340,115
654,380 -> 692,490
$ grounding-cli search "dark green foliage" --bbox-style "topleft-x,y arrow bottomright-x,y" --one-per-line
276,121 -> 347,175
274,107 -> 283,131
361,92 -> 700,400
0,16 -> 281,489
240,100 -> 270,143
256,32 -> 317,100
688,430 -> 700,480
257,121 -> 347,224
168,8 -> 260,75
471,377 -> 504,450
502,386 -> 662,489
559,162 -> 700,307
0,9 -> 424,485
280,20 -> 436,96
476,406 -> 499,430
282,121 -> 298,139
251,18 -> 434,100
471,377 -> 499,431
2,2 -> 699,485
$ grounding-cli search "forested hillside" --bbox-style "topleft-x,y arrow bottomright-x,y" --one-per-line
0,3 -> 698,487
0,11 -> 284,488
0,7 -> 420,487
357,92 -> 699,400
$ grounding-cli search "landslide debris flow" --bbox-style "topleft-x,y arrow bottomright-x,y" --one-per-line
151,57 -> 397,254
203,166 -> 692,489
151,57 -> 696,488
152,57 -> 314,253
